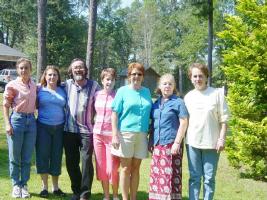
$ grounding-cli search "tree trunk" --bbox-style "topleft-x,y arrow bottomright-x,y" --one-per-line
10,30 -> 17,48
0,30 -> 4,44
6,27 -> 9,46
86,0 -> 98,78
179,66 -> 183,96
208,0 -> 213,86
37,0 -> 47,82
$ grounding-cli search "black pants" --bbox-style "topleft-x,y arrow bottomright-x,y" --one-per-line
63,132 -> 94,199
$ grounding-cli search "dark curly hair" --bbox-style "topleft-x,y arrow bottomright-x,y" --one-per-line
67,58 -> 88,79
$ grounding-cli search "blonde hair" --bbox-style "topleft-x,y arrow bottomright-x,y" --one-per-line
16,58 -> 32,70
155,73 -> 178,96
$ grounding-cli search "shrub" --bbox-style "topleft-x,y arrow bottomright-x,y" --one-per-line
217,0 -> 267,180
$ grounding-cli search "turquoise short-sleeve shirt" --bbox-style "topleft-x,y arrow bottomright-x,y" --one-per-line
112,85 -> 152,133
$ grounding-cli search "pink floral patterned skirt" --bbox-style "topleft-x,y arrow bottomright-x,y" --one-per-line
148,143 -> 183,200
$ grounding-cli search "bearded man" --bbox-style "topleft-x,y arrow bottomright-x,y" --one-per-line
63,58 -> 99,200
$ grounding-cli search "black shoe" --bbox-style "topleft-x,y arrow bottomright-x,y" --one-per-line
53,188 -> 66,197
80,190 -> 90,200
39,189 -> 49,198
70,194 -> 80,200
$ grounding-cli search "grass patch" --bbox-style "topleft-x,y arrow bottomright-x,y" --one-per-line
0,95 -> 266,199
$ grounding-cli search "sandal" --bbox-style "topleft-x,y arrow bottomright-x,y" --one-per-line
39,189 -> 48,198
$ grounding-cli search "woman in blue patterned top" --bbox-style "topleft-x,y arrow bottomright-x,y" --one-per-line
148,74 -> 188,200
36,65 -> 66,198
111,62 -> 152,200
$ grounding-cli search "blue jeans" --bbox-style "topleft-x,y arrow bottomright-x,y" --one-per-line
186,145 -> 220,200
7,112 -> 37,186
36,121 -> 64,176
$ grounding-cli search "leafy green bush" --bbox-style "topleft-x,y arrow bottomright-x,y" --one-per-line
227,117 -> 267,180
218,0 -> 267,180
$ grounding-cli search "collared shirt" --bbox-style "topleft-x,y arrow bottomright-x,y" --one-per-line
112,85 -> 152,133
184,87 -> 230,149
151,94 -> 188,145
37,86 -> 66,125
64,79 -> 100,134
3,77 -> 36,113
93,90 -> 115,135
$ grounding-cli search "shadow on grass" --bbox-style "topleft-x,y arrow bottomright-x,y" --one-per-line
30,192 -> 70,199
30,191 -> 149,200
240,172 -> 267,182
0,133 -> 37,180
0,145 -> 9,180
91,191 -> 150,200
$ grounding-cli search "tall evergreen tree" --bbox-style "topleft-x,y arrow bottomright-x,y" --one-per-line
91,0 -> 131,80
0,0 -> 36,47
37,0 -> 47,81
86,0 -> 98,77
46,0 -> 87,69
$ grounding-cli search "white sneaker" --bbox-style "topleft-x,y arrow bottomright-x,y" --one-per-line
12,185 -> 21,198
21,185 -> 30,198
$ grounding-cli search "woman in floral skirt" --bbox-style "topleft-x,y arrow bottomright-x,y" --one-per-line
148,74 -> 188,200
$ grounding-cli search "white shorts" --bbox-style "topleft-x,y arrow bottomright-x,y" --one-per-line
111,132 -> 148,159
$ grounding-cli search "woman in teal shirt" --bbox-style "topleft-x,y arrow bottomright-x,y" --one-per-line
111,63 -> 152,200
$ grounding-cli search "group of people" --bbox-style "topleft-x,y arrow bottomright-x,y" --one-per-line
3,58 -> 230,200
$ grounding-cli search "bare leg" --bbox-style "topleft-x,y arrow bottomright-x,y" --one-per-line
130,158 -> 142,200
102,180 -> 110,199
112,181 -> 119,199
120,158 -> 132,200
41,174 -> 49,190
51,176 -> 59,191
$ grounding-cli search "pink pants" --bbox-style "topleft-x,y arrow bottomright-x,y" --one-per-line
93,134 -> 120,184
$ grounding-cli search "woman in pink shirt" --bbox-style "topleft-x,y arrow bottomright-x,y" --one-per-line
3,58 -> 37,198
93,68 -> 120,200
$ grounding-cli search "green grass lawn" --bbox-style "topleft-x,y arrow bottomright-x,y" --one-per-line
0,95 -> 267,200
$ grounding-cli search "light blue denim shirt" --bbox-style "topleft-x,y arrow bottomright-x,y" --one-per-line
151,95 -> 188,145
112,85 -> 152,133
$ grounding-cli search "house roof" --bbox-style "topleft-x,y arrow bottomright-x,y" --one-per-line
0,43 -> 27,62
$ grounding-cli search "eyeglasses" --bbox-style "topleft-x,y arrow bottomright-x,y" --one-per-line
131,73 -> 143,77
72,65 -> 84,70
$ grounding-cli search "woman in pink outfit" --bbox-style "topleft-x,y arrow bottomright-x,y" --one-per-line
93,68 -> 120,200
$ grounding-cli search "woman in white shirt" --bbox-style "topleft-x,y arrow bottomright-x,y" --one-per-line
184,63 -> 230,200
